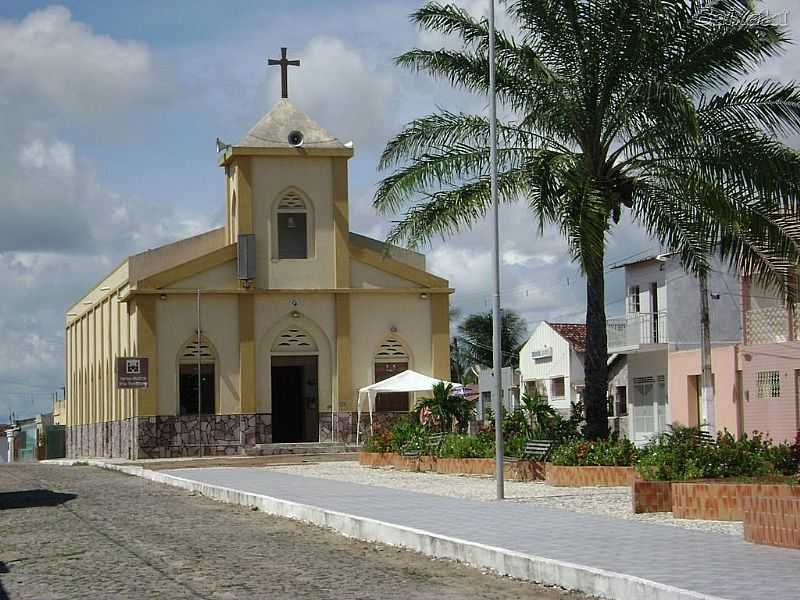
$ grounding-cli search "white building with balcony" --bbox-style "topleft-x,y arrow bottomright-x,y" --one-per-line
607,254 -> 741,444
519,322 -> 587,416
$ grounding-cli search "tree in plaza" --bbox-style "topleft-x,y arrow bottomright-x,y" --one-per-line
374,0 -> 800,438
457,309 -> 528,368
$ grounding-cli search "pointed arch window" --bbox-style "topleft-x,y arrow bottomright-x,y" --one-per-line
277,189 -> 309,259
178,336 -> 217,415
374,337 -> 410,412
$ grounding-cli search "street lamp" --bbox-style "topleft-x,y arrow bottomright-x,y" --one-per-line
488,0 -> 505,500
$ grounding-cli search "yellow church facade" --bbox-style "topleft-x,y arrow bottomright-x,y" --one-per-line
62,99 -> 451,458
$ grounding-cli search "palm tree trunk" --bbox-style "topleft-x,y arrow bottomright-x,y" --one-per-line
583,260 -> 609,439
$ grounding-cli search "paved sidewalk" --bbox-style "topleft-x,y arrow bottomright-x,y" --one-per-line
162,467 -> 797,600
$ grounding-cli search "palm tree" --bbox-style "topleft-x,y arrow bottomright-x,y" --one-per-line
520,390 -> 557,436
457,309 -> 527,368
374,0 -> 800,438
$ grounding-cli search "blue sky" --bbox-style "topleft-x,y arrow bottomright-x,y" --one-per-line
0,1 -> 795,417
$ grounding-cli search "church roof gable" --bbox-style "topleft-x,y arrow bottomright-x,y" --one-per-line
237,99 -> 346,150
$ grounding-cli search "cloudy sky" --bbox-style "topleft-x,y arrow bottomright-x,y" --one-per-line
0,0 -> 796,418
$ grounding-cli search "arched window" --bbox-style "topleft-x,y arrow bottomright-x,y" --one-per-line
178,336 -> 217,415
374,337 -> 410,412
276,189 -> 309,259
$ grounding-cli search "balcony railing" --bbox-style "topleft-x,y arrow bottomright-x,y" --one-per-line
745,305 -> 792,345
607,311 -> 667,352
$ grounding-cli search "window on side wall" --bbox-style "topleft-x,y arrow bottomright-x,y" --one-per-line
481,391 -> 492,419
617,386 -> 628,415
756,370 -> 781,400
628,285 -> 641,313
552,377 -> 565,398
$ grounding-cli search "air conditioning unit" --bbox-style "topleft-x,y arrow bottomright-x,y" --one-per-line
531,347 -> 553,360
237,234 -> 256,282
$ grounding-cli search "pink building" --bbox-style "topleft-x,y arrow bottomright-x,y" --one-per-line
739,276 -> 800,443
668,346 -> 743,437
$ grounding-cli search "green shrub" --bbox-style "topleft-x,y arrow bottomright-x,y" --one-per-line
363,428 -> 392,453
389,417 -> 429,454
551,437 -> 638,466
503,433 -> 528,458
439,433 -> 494,459
636,426 -> 780,481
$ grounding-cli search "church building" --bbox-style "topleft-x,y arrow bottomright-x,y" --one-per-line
62,61 -> 451,458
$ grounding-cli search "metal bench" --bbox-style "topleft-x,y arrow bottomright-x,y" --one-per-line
696,430 -> 717,446
663,427 -> 716,446
401,432 -> 446,457
507,439 -> 554,462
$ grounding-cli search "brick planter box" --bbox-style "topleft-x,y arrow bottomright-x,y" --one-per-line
545,464 -> 637,487
436,457 -> 544,481
632,480 -> 673,514
359,452 -> 419,471
744,496 -> 800,549
672,482 -> 800,521
358,452 -> 544,481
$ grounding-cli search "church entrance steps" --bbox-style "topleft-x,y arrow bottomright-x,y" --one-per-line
250,442 -> 360,456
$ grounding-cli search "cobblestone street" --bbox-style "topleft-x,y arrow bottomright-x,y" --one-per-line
0,465 -> 586,600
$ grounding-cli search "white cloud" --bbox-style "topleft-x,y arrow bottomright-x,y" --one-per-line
0,8 -> 202,418
268,36 -> 395,150
19,137 -> 76,175
0,6 -> 159,119
416,0 -> 520,50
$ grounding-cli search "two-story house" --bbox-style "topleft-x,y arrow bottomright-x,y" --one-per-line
739,275 -> 800,443
519,322 -> 586,417
607,254 -> 741,444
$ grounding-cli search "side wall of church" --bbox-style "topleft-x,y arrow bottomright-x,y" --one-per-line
64,287 -> 136,429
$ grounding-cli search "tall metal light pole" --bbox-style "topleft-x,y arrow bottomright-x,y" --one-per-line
488,0 -> 505,500
197,288 -> 204,457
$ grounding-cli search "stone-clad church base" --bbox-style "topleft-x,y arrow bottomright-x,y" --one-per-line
65,412 -> 407,459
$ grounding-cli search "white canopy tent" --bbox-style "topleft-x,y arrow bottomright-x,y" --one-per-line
356,370 -> 463,444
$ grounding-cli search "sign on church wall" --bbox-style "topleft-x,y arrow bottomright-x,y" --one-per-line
116,357 -> 149,389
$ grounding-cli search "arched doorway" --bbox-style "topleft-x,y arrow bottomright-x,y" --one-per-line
271,327 -> 319,442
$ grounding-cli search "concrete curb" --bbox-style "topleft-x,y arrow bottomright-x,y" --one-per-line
49,459 -> 727,600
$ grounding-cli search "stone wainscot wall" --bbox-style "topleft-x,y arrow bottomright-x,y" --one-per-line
67,414 -> 272,459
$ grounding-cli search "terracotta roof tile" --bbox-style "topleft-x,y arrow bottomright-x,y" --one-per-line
547,322 -> 587,353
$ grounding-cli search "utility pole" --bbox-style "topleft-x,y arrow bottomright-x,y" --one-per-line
488,0 -> 504,500
699,269 -> 715,433
197,288 -> 204,457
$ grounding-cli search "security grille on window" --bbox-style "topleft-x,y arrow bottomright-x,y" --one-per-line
179,337 -> 216,415
277,190 -> 308,259
756,370 -> 781,399
374,338 -> 410,412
